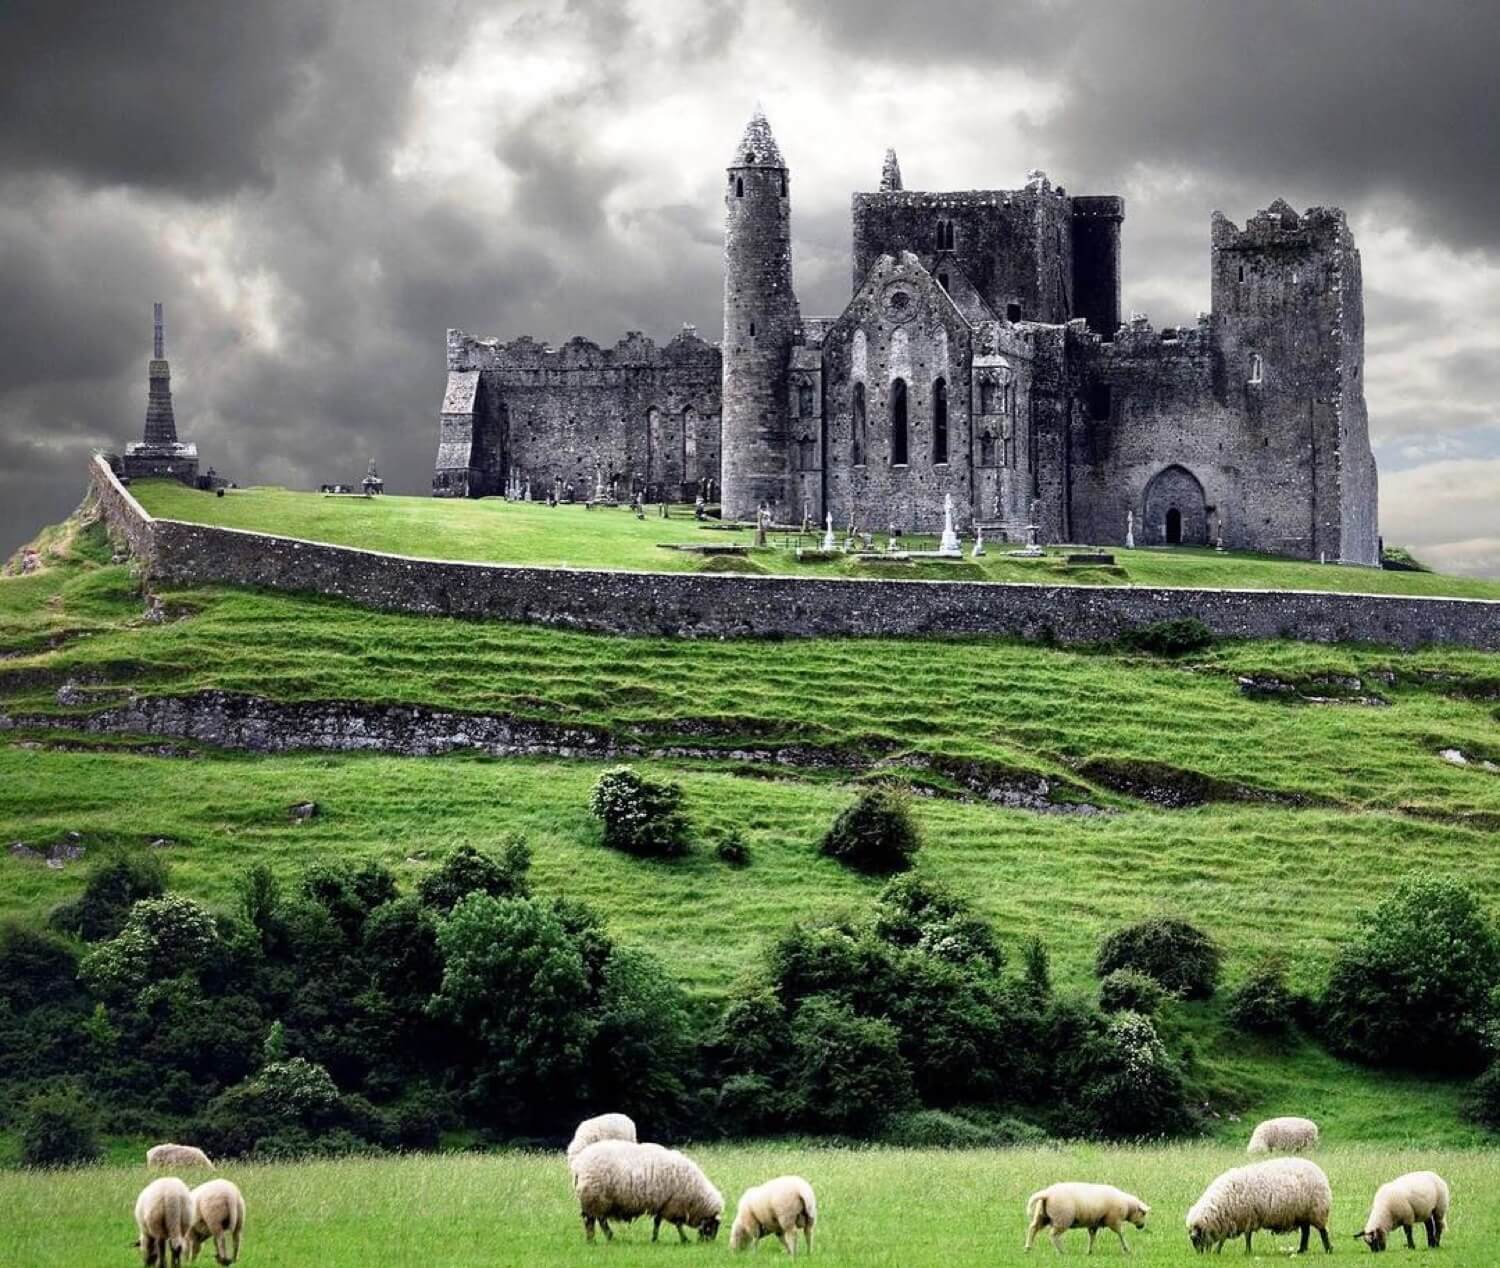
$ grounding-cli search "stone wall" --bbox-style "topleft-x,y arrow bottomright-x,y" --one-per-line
87,457 -> 1500,651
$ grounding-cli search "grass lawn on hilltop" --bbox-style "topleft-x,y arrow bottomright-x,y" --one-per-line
5,1144 -> 1500,1266
129,480 -> 1500,598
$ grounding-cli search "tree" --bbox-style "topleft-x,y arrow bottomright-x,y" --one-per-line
820,787 -> 921,874
417,840 -> 531,913
19,1090 -> 100,1167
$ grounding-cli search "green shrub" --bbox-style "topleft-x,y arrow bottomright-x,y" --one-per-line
588,767 -> 691,858
1464,1061 -> 1500,1130
1226,959 -> 1296,1036
0,923 -> 80,1012
1095,916 -> 1221,1000
78,894 -> 221,1003
789,996 -> 913,1134
879,1108 -> 1045,1148
872,874 -> 1003,970
1119,618 -> 1214,656
417,840 -> 531,913
1322,876 -> 1500,1072
1021,936 -> 1052,1004
1098,968 -> 1167,1015
19,1090 -> 101,1167
715,831 -> 751,867
50,851 -> 168,941
194,1057 -> 344,1157
820,788 -> 921,874
1078,1010 -> 1195,1138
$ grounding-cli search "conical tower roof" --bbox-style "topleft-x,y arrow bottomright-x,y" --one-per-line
730,106 -> 785,169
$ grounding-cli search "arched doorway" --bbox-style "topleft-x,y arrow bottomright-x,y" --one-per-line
1142,465 -> 1208,546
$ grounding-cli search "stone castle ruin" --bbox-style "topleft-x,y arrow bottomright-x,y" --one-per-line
433,110 -> 1378,563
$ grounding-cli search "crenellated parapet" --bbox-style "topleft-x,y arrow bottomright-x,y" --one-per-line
448,326 -> 719,375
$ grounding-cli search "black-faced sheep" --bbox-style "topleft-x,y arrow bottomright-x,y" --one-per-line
1356,1171 -> 1449,1252
187,1178 -> 245,1265
1187,1157 -> 1333,1255
729,1175 -> 817,1256
1025,1182 -> 1151,1254
147,1143 -> 214,1169
572,1139 -> 723,1243
134,1176 -> 192,1268
1246,1115 -> 1320,1155
565,1112 -> 637,1163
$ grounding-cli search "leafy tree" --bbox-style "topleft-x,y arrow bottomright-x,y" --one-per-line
0,923 -> 81,1013
1323,876 -> 1500,1072
301,861 -> 398,938
79,894 -> 220,1003
50,851 -> 168,941
871,874 -> 1003,970
19,1089 -> 101,1167
417,840 -> 531,913
1095,916 -> 1221,1000
820,787 -> 921,874
789,996 -> 913,1134
588,767 -> 691,857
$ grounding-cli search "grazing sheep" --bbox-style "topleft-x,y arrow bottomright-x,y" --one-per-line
1024,1182 -> 1151,1255
565,1112 -> 638,1163
1186,1157 -> 1333,1255
187,1178 -> 245,1265
572,1139 -> 723,1244
1356,1171 -> 1449,1252
147,1143 -> 214,1170
134,1176 -> 192,1268
1246,1116 -> 1319,1155
729,1175 -> 817,1256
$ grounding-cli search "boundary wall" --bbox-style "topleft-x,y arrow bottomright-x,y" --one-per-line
89,458 -> 1500,651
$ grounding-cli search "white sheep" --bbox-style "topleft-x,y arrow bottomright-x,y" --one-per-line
134,1176 -> 193,1268
187,1178 -> 245,1265
1186,1156 -> 1333,1255
572,1139 -> 723,1243
1246,1115 -> 1320,1155
565,1112 -> 638,1163
1356,1171 -> 1449,1252
729,1175 -> 817,1256
1024,1182 -> 1150,1255
147,1143 -> 214,1170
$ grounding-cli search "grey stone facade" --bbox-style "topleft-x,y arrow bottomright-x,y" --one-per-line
90,457 -> 1496,651
433,111 -> 1380,565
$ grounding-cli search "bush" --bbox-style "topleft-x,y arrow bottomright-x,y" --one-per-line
1098,968 -> 1167,1015
1464,1061 -> 1500,1131
50,850 -> 168,941
871,874 -> 1003,970
1119,617 -> 1214,656
194,1057 -> 344,1158
820,788 -> 921,875
1095,916 -> 1221,1000
1077,1010 -> 1195,1138
78,894 -> 221,1003
789,996 -> 913,1134
0,923 -> 80,1012
19,1090 -> 101,1167
588,767 -> 691,858
879,1108 -> 1045,1148
715,831 -> 751,868
1226,959 -> 1296,1036
417,840 -> 531,913
1322,876 -> 1500,1072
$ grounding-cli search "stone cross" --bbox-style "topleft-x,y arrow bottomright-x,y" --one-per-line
939,493 -> 961,555
822,511 -> 835,551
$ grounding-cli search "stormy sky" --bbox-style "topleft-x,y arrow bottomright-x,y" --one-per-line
2,0 -> 1498,574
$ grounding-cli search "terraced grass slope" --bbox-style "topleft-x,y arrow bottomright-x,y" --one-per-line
3,511 -> 1500,1143
131,479 -> 1500,598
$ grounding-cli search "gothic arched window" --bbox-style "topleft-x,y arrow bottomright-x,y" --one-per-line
735,177 -> 744,198
891,379 -> 909,465
932,377 -> 948,464
852,382 -> 867,465
980,378 -> 997,415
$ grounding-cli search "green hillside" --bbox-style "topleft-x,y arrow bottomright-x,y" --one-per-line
130,479 -> 1500,598
2,506 -> 1499,1150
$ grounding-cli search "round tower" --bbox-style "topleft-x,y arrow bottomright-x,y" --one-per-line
721,107 -> 799,522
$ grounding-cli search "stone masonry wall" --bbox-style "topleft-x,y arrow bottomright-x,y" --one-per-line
87,457 -> 1500,651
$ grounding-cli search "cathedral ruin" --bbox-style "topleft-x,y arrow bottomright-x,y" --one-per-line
433,110 -> 1379,563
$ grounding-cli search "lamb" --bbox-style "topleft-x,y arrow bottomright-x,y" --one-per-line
1246,1116 -> 1319,1155
729,1175 -> 817,1256
565,1112 -> 637,1163
572,1139 -> 723,1243
147,1143 -> 214,1170
134,1176 -> 193,1268
1186,1157 -> 1333,1255
187,1178 -> 245,1265
1024,1182 -> 1151,1255
1356,1171 -> 1449,1252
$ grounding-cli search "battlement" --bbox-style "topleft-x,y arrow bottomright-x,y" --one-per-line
448,325 -> 719,373
1105,311 -> 1216,355
1211,200 -> 1350,251
1070,195 -> 1125,221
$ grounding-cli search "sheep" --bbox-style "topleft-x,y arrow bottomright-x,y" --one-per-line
147,1143 -> 214,1170
729,1175 -> 817,1256
1186,1157 -> 1333,1255
1246,1116 -> 1319,1155
134,1176 -> 193,1268
1024,1182 -> 1151,1255
572,1139 -> 723,1244
1356,1171 -> 1449,1252
187,1178 -> 245,1265
565,1112 -> 637,1163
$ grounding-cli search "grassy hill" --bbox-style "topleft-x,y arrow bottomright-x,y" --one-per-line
2,505 -> 1500,1147
130,479 -> 1500,597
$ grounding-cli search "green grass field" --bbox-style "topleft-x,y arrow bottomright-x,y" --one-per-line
129,480 -> 1500,598
2,1144 -> 1495,1265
